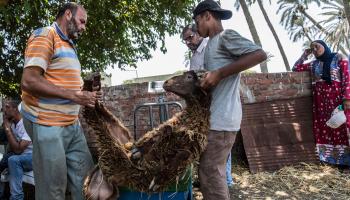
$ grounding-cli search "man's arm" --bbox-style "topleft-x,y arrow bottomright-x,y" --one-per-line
200,49 -> 267,89
21,66 -> 101,107
3,118 -> 29,154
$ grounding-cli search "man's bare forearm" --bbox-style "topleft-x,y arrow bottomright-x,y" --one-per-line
217,49 -> 267,79
21,66 -> 75,100
21,66 -> 99,107
4,127 -> 24,154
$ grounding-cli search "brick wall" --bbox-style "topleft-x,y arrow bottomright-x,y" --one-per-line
80,71 -> 312,158
90,71 -> 311,132
240,71 -> 311,103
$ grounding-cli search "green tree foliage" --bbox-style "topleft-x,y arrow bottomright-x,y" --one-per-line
0,0 -> 199,97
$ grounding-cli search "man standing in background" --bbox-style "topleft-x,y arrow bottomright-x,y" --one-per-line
182,24 -> 208,70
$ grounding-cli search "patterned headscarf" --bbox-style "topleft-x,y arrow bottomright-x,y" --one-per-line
314,40 -> 337,84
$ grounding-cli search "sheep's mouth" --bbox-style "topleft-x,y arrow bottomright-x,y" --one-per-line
162,84 -> 170,91
163,84 -> 182,94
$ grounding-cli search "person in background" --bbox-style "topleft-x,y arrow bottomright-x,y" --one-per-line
182,24 -> 208,70
293,40 -> 350,166
192,0 -> 267,199
20,2 -> 101,199
182,24 -> 234,187
0,100 -> 32,200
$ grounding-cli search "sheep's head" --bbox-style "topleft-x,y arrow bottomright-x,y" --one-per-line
163,70 -> 207,99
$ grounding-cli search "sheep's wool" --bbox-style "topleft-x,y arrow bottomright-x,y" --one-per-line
81,72 -> 211,198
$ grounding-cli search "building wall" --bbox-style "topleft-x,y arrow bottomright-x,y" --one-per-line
240,71 -> 311,103
89,72 -> 311,134
103,71 -> 310,116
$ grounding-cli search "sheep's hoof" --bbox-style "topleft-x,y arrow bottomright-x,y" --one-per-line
124,142 -> 134,150
130,147 -> 142,160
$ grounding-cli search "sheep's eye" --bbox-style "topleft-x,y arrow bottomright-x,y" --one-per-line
187,75 -> 192,79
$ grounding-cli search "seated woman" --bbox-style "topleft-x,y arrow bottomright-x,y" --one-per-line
293,40 -> 350,166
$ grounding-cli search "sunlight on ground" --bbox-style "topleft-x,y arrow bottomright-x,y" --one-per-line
194,163 -> 350,200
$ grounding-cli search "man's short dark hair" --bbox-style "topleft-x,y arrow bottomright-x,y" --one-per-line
181,24 -> 197,38
56,2 -> 84,20
7,98 -> 20,109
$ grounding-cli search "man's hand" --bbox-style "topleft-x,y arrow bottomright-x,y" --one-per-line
71,90 -> 102,108
200,70 -> 222,90
302,48 -> 312,58
2,114 -> 10,131
344,100 -> 350,110
200,50 -> 267,90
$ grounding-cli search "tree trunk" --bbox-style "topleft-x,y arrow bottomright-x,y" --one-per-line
257,0 -> 290,71
238,0 -> 268,73
343,0 -> 350,28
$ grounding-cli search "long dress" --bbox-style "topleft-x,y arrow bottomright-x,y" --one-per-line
293,54 -> 350,166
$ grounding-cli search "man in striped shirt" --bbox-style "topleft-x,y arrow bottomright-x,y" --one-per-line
20,2 -> 101,199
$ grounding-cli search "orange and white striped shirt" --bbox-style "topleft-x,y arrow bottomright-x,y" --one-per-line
21,22 -> 83,126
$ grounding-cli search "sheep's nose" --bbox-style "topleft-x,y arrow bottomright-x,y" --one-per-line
164,79 -> 173,85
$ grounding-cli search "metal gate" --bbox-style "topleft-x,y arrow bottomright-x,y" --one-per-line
133,97 -> 182,140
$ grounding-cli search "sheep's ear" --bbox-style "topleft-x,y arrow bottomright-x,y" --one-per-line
193,70 -> 209,96
199,88 -> 208,96
195,81 -> 208,96
193,70 -> 207,78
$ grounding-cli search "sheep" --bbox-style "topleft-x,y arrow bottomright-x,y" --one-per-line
82,70 -> 211,199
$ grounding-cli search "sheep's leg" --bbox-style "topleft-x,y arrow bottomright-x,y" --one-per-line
83,72 -> 133,145
96,103 -> 133,144
83,165 -> 119,200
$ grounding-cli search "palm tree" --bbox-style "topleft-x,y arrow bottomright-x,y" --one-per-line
277,0 -> 324,33
319,0 -> 349,54
256,0 -> 290,71
289,21 -> 315,43
277,0 -> 349,54
234,0 -> 268,73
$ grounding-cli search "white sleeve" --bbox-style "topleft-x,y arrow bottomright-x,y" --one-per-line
18,121 -> 31,142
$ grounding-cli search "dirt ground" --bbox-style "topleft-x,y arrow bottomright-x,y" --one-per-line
193,163 -> 350,200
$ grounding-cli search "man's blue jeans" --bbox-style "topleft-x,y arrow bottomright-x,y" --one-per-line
8,153 -> 33,200
23,118 -> 94,200
226,152 -> 233,186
